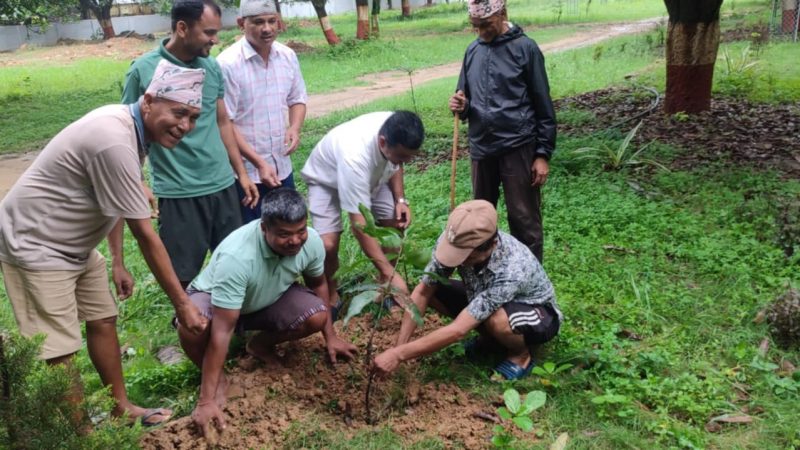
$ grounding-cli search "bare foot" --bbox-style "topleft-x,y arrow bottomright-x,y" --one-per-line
245,332 -> 284,368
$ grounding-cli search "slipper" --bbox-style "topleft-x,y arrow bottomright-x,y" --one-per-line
138,408 -> 172,428
493,359 -> 535,381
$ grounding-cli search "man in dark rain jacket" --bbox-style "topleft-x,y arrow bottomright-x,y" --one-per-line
449,0 -> 556,263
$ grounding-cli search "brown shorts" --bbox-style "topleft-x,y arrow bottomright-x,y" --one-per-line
187,283 -> 328,333
1,250 -> 117,360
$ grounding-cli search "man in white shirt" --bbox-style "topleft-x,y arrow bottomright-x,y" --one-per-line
300,111 -> 425,310
218,0 -> 308,222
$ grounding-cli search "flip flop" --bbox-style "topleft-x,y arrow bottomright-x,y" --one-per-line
138,408 -> 172,428
493,359 -> 535,381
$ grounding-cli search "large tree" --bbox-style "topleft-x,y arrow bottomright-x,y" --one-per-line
311,0 -> 340,45
356,0 -> 369,39
78,0 -> 115,39
663,0 -> 724,114
401,0 -> 411,17
0,0 -> 71,27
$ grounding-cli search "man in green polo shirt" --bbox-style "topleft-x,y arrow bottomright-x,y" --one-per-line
177,188 -> 357,436
121,0 -> 279,288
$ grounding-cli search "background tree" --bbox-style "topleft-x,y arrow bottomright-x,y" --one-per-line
356,0 -> 369,39
370,0 -> 380,36
77,0 -> 115,39
311,0 -> 340,45
401,0 -> 411,17
663,0 -> 724,114
0,0 -> 71,27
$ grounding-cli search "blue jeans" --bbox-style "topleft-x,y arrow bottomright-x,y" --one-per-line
236,173 -> 296,223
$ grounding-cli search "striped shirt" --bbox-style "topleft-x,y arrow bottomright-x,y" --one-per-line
217,38 -> 307,183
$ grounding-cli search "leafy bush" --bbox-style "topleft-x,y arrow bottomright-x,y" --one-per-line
0,332 -> 141,449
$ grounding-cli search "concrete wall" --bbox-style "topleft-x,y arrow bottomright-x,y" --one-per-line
0,0 -> 431,52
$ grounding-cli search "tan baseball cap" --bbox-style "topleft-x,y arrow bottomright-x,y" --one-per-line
434,200 -> 498,267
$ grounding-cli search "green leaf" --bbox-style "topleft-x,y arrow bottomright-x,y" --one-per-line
342,290 -> 379,326
523,390 -> 546,412
512,416 -> 534,432
503,389 -> 521,414
403,301 -> 424,327
358,203 -> 377,229
379,233 -> 402,249
554,363 -> 573,374
543,361 -> 556,373
405,245 -> 431,270
531,366 -> 548,377
496,406 -> 512,420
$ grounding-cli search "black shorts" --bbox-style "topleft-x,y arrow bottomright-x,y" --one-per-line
158,183 -> 242,283
434,279 -> 560,347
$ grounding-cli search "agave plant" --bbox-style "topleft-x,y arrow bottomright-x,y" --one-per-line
569,121 -> 670,172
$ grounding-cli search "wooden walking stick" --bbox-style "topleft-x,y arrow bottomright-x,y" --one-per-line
450,113 -> 459,211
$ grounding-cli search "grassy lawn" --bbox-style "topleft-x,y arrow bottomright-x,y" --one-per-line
2,1 -> 799,448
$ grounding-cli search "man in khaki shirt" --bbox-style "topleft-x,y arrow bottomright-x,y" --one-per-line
0,60 -> 208,427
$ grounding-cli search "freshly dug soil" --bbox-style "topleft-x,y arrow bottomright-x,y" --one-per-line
140,312 -> 514,449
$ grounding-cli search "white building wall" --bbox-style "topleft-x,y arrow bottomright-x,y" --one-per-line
0,0 -> 431,52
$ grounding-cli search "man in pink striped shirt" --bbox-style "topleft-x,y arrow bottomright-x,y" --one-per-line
218,0 -> 308,222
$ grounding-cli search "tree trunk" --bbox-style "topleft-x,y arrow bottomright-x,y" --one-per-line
387,0 -> 393,10
312,0 -> 341,45
426,0 -> 433,5
356,0 -> 370,39
663,0 -> 723,114
275,0 -> 288,33
370,0 -> 381,36
401,0 -> 411,17
783,0 -> 798,33
80,0 -> 116,39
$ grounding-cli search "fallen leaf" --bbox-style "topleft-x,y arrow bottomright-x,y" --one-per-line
617,329 -> 643,341
753,309 -> 766,324
779,359 -> 797,376
757,338 -> 770,357
709,413 -> 754,424
472,411 -> 500,423
550,432 -> 570,450
705,421 -> 723,433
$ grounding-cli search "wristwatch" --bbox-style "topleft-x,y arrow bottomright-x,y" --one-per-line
396,197 -> 410,206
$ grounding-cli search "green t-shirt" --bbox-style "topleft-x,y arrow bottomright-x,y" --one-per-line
190,220 -> 326,314
121,39 -> 234,198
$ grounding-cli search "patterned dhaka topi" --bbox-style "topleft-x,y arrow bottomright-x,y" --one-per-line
468,0 -> 505,19
145,59 -> 205,109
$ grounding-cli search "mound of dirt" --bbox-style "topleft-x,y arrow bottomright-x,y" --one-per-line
140,312 -> 513,449
285,40 -> 315,54
555,87 -> 800,177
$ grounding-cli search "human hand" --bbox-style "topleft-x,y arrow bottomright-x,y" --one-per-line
239,178 -> 260,209
372,348 -> 401,377
283,127 -> 300,156
449,90 -> 467,114
258,163 -> 280,188
326,335 -> 357,364
111,265 -> 134,300
142,183 -> 159,218
176,302 -> 208,335
394,202 -> 411,229
192,401 -> 226,437
531,158 -> 550,187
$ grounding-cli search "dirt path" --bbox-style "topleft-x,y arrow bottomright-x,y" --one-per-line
0,18 -> 662,199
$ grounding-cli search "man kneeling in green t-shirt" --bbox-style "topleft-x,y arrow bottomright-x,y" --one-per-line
177,187 -> 357,436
